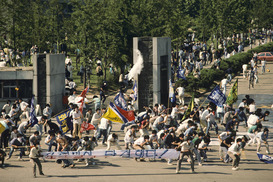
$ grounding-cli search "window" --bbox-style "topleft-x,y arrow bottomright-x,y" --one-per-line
0,80 -> 32,99
266,53 -> 271,56
259,53 -> 265,56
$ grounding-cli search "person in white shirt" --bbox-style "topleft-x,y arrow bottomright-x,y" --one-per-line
220,78 -> 228,95
2,100 -> 12,117
106,133 -> 121,150
205,110 -> 218,135
171,104 -> 180,121
96,117 -> 110,145
68,91 -> 77,104
91,108 -> 101,138
261,59 -> 266,74
216,105 -> 225,124
18,121 -> 30,135
249,101 -> 256,114
133,135 -> 151,150
44,133 -> 57,152
152,114 -> 165,132
256,128 -> 270,154
176,87 -> 185,105
200,106 -> 210,128
19,98 -> 29,120
242,64 -> 248,78
176,137 -> 195,174
227,138 -> 242,171
124,126 -> 136,149
247,114 -> 259,128
238,99 -> 246,109
72,106 -> 82,138
29,142 -> 44,177
65,56 -> 72,65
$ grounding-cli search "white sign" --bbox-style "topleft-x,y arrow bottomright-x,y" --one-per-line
42,149 -> 180,159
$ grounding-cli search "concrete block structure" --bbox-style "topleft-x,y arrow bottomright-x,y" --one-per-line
133,37 -> 171,112
0,54 -> 65,114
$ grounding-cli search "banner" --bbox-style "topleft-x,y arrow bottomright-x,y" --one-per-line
133,81 -> 137,101
207,85 -> 226,106
257,153 -> 273,164
102,102 -> 125,124
177,65 -> 186,80
169,80 -> 175,103
42,149 -> 180,160
80,122 -> 95,133
114,92 -> 128,110
56,109 -> 73,133
226,79 -> 238,105
0,120 -> 8,134
115,104 -> 135,122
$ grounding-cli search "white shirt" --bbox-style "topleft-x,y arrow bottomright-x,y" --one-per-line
18,121 -> 28,134
221,79 -> 228,87
99,118 -> 108,130
201,110 -> 209,121
107,134 -> 119,143
134,137 -> 145,145
261,60 -> 266,66
176,87 -> 184,96
72,111 -> 81,124
91,113 -> 101,125
238,102 -> 245,108
68,94 -> 76,104
249,104 -> 256,113
228,143 -> 241,155
20,101 -> 29,111
219,132 -> 229,141
153,116 -> 164,128
171,107 -> 178,119
124,129 -> 134,143
247,114 -> 259,125
242,64 -> 248,71
65,57 -> 72,65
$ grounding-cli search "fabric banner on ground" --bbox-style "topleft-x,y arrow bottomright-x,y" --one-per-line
42,149 -> 180,160
257,153 -> 273,164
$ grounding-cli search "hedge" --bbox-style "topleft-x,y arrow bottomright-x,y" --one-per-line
176,42 -> 273,94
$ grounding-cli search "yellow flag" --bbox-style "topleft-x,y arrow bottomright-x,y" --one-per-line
102,106 -> 124,124
226,79 -> 238,105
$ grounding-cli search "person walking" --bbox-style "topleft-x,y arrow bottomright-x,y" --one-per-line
29,142 -> 44,178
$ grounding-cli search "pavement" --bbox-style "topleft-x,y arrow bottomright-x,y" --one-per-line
2,48 -> 273,182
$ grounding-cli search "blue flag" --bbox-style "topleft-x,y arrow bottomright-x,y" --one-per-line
114,92 -> 127,111
169,80 -> 176,103
56,109 -> 73,134
133,81 -> 137,101
177,66 -> 186,80
257,153 -> 273,164
30,96 -> 38,127
207,85 -> 226,106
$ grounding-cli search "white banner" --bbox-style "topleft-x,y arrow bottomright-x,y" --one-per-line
42,149 -> 180,160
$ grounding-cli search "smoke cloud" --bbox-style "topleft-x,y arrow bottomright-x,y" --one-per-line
128,49 -> 144,81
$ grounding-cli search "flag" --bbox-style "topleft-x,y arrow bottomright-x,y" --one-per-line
102,102 -> 128,124
79,86 -> 89,113
169,80 -> 175,103
177,66 -> 186,80
133,81 -> 137,101
0,121 -> 8,134
56,109 -> 73,133
182,95 -> 194,121
226,79 -> 238,105
257,153 -> 273,164
30,96 -> 38,127
114,92 -> 127,110
207,85 -> 226,106
80,122 -> 95,133
80,86 -> 89,97
115,104 -> 135,122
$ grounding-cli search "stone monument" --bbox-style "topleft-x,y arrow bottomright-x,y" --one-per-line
133,37 -> 171,112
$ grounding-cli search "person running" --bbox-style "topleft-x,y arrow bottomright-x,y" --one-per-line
256,128 -> 270,154
29,142 -> 44,178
